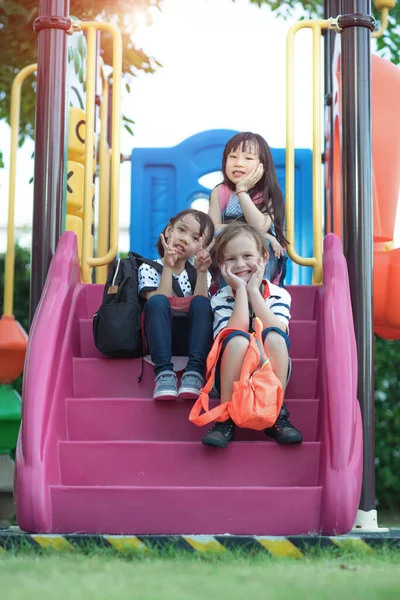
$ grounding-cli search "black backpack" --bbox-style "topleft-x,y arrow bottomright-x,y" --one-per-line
93,251 -> 197,359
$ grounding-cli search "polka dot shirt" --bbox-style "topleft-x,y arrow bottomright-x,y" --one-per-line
138,258 -> 212,297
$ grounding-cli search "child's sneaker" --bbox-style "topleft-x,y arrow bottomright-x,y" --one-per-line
264,403 -> 303,444
153,371 -> 178,400
201,418 -> 236,449
178,371 -> 204,400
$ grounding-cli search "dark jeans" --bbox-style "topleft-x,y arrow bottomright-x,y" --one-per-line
144,294 -> 213,376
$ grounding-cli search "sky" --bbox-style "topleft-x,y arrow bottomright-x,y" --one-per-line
0,0 -> 392,253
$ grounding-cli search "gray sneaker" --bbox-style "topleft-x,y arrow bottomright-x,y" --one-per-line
153,371 -> 178,400
178,371 -> 204,400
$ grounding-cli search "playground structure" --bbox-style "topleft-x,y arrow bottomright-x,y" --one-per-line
1,0 -> 400,534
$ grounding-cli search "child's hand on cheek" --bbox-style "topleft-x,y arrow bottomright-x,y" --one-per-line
160,232 -> 178,268
236,163 -> 264,193
221,264 -> 247,291
247,261 -> 264,293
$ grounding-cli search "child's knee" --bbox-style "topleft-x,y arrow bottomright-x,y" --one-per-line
263,330 -> 289,357
225,334 -> 250,354
145,294 -> 170,314
189,295 -> 211,315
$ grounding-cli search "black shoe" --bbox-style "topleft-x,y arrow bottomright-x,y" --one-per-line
202,418 -> 236,449
264,403 -> 303,445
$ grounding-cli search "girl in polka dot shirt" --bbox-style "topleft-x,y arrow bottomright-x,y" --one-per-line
138,209 -> 215,401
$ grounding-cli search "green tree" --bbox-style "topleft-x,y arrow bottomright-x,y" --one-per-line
245,0 -> 400,65
0,0 -> 162,162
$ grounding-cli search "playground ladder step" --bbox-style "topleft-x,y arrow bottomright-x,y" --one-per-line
48,282 -> 324,536
82,283 -> 319,322
79,319 -> 317,359
49,484 -> 323,535
58,440 -> 320,487
65,397 -> 319,442
73,357 -> 319,399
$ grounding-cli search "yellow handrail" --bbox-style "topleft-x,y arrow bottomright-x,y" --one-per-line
372,7 -> 389,38
286,19 -> 335,285
70,21 -> 122,284
3,63 -> 37,316
372,0 -> 395,38
95,59 -> 111,284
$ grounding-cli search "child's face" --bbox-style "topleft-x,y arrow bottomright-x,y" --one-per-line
222,234 -> 266,283
225,143 -> 261,185
165,214 -> 204,260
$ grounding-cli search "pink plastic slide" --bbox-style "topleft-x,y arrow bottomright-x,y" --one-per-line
15,231 -> 362,535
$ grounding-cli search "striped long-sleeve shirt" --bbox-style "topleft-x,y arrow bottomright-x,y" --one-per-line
210,282 -> 291,338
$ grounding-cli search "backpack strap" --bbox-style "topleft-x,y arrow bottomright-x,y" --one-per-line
189,327 -> 245,427
129,251 -> 163,272
217,184 -> 232,211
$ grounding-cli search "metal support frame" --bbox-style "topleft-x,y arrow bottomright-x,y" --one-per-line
323,0 -> 341,233
339,0 -> 375,512
30,0 -> 70,323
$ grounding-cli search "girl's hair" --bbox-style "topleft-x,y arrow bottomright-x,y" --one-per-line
214,223 -> 269,266
221,132 -> 287,245
156,209 -> 215,257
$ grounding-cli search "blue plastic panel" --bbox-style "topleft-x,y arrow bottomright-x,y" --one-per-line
130,129 -> 313,284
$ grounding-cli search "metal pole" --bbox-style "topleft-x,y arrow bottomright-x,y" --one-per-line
324,0 -> 341,232
30,0 -> 70,323
339,1 -> 375,512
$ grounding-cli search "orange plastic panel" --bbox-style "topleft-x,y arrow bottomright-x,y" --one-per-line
0,315 -> 28,383
331,53 -> 400,244
373,246 -> 400,338
371,55 -> 400,243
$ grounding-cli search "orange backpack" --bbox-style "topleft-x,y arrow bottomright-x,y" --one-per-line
189,318 -> 283,430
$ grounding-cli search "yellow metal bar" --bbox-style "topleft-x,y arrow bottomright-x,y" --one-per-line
80,24 -> 97,283
96,60 -> 111,284
78,21 -> 121,282
311,22 -> 323,284
372,7 -> 389,38
286,20 -> 329,284
3,63 -> 37,315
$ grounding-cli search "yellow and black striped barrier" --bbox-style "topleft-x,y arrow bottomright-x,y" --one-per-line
0,529 -> 399,556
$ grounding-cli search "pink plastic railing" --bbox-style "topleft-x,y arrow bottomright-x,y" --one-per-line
15,232 -> 82,532
319,233 -> 363,533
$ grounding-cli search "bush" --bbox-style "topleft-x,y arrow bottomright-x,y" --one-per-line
374,335 -> 400,512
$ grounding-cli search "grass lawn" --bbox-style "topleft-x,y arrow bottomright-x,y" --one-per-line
1,551 -> 399,600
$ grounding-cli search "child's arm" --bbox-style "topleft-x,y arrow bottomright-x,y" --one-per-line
265,232 -> 285,258
247,262 -> 288,332
221,264 -> 250,332
144,266 -> 173,300
144,233 -> 176,300
237,189 -> 272,234
193,271 -> 209,297
208,187 -> 228,231
236,164 -> 272,234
